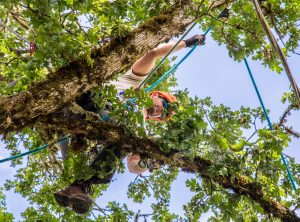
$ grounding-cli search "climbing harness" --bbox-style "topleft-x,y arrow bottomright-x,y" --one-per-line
244,58 -> 297,191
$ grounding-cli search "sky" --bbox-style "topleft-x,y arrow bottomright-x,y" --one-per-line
0,24 -> 299,221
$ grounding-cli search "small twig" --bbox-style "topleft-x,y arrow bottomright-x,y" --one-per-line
292,203 -> 300,212
0,57 -> 18,66
205,13 -> 261,38
92,200 -> 108,217
283,126 -> 300,138
283,153 -> 294,160
91,211 -> 97,220
61,10 -> 75,27
10,11 -> 29,30
134,210 -> 141,222
204,113 -> 217,133
75,20 -> 94,47
194,0 -> 205,19
20,3 -> 51,18
133,174 -> 140,184
246,131 -> 257,142
0,20 -> 30,43
278,104 -> 294,126
272,16 -> 300,57
246,118 -> 258,142
277,104 -> 299,137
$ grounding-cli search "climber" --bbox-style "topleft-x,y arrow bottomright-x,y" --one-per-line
54,34 -> 206,214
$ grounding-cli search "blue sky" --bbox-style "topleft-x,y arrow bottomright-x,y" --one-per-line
0,24 -> 299,220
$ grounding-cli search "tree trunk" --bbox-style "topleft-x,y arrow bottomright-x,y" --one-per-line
251,0 -> 300,109
37,114 -> 300,222
0,0 -> 195,135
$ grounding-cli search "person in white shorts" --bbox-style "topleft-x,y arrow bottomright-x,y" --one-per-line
54,34 -> 206,214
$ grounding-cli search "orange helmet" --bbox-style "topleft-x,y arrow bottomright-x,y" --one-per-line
146,91 -> 178,121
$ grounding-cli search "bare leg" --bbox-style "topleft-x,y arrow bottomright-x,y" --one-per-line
132,41 -> 186,76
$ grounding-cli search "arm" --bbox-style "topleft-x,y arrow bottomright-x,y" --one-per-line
132,34 -> 205,76
127,153 -> 148,174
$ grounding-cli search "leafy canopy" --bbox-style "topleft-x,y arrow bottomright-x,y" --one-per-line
0,0 -> 300,221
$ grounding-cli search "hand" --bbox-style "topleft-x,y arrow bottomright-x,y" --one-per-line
197,34 -> 206,45
184,34 -> 206,47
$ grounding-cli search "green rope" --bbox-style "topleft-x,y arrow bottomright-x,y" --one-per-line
244,58 -> 297,191
0,137 -> 68,164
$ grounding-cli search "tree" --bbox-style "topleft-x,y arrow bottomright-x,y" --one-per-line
0,0 -> 300,221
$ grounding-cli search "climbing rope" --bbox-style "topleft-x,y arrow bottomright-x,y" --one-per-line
143,9 -> 229,92
0,9 -> 229,164
1,8 -> 297,195
141,8 -> 298,192
244,58 -> 297,191
138,22 -> 198,89
0,137 -> 68,164
145,45 -> 197,92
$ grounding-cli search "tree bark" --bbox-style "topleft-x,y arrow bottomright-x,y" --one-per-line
0,0 -> 195,135
37,114 -> 300,222
251,0 -> 300,109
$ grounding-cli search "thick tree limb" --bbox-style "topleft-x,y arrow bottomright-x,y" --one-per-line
251,0 -> 300,109
0,0 -> 196,135
36,115 -> 300,222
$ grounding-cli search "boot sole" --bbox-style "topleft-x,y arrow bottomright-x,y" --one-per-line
70,196 -> 92,214
54,192 -> 70,208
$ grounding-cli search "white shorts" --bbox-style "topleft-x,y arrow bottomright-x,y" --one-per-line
107,69 -> 147,92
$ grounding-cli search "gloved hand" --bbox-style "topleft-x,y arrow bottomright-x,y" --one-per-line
184,34 -> 205,47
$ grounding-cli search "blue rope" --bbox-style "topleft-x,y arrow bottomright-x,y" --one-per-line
145,45 -> 197,92
139,22 -> 198,89
0,137 -> 68,164
244,58 -> 297,191
145,26 -> 212,93
142,8 -> 230,91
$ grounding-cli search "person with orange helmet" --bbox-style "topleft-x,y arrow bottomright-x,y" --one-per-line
54,34 -> 206,214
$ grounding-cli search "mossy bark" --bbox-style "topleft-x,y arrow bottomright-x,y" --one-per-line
37,115 -> 300,222
0,0 -> 194,135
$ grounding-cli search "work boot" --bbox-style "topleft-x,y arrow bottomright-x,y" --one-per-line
54,185 -> 78,208
54,182 -> 93,214
69,182 -> 93,215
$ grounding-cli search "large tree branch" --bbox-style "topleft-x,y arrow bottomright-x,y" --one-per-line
0,0 -> 196,135
36,115 -> 300,222
251,0 -> 300,109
